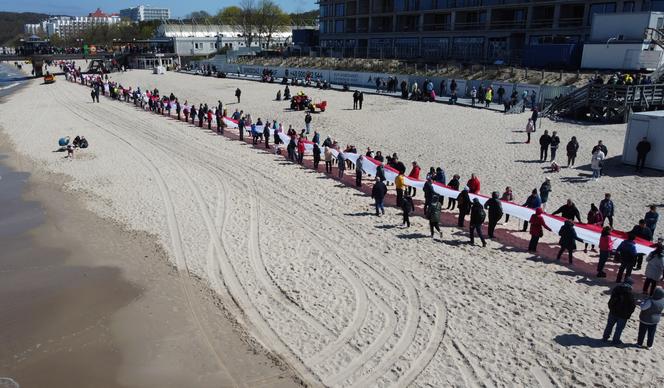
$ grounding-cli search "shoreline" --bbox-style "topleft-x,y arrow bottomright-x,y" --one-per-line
0,125 -> 302,386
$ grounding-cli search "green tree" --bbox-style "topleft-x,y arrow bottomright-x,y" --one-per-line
256,0 -> 290,48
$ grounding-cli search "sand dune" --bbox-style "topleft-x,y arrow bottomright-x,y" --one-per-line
0,69 -> 662,387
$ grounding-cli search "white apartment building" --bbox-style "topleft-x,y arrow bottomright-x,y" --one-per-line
24,24 -> 42,35
156,24 -> 292,56
40,15 -> 122,38
120,5 -> 171,22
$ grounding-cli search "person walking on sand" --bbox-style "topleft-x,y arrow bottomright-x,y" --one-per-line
522,189 -> 542,232
566,136 -> 579,167
600,193 -> 615,228
358,92 -> 364,109
235,88 -> 241,103
636,137 -> 651,172
539,130 -> 552,162
469,198 -> 487,247
539,178 -> 552,211
457,186 -> 471,228
401,192 -> 415,228
556,220 -> 583,264
591,147 -> 605,180
525,118 -> 534,143
484,191 -> 503,238
238,115 -> 245,141
371,177 -> 387,216
395,170 -> 406,207
602,278 -> 636,345
304,112 -> 312,134
427,195 -> 443,240
353,90 -> 359,109
597,226 -> 614,278
528,208 -> 551,253
616,233 -> 638,283
355,155 -> 364,187
636,287 -> 664,349
643,239 -> 664,296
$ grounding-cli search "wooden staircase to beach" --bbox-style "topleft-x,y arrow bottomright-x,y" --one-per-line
543,83 -> 664,123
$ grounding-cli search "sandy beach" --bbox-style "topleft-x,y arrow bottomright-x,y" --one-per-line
1,66 -> 663,387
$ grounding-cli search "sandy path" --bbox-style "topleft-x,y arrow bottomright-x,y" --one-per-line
0,73 -> 662,387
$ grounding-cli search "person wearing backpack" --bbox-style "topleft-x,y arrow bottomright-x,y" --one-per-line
484,191 -> 503,238
469,198 -> 487,247
602,278 -> 636,345
427,195 -> 443,240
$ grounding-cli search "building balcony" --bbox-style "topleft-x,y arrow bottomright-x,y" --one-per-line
455,21 -> 487,31
558,17 -> 584,27
489,20 -> 526,29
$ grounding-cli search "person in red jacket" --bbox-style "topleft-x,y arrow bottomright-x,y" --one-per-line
297,137 -> 306,164
206,109 -> 213,130
467,173 -> 481,194
406,161 -> 421,197
528,208 -> 551,253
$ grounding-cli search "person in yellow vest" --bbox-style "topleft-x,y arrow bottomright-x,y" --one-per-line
395,172 -> 406,207
485,88 -> 493,108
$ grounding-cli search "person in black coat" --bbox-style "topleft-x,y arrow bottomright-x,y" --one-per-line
469,198 -> 487,247
631,219 -> 653,270
602,278 -> 636,344
556,220 -> 583,263
484,191 -> 503,238
636,137 -> 651,172
312,143 -> 321,170
371,178 -> 387,216
539,130 -> 552,162
447,174 -> 460,210
401,192 -> 415,227
353,90 -> 360,109
566,136 -> 579,167
552,199 -> 582,222
457,187 -> 471,227
423,178 -> 434,213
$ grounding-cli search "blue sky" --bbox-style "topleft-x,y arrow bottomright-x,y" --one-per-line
0,0 -> 317,17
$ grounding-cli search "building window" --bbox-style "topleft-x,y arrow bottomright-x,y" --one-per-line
650,0 -> 664,11
335,3 -> 345,16
623,1 -> 635,11
335,19 -> 345,32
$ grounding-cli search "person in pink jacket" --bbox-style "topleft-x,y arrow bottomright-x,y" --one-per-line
596,226 -> 614,278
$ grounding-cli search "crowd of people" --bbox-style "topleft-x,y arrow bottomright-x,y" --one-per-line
64,65 -> 663,349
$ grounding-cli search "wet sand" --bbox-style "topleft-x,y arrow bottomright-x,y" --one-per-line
0,136 -> 302,387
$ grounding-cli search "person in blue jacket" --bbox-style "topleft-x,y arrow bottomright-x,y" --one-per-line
522,189 -> 542,232
616,233 -> 638,283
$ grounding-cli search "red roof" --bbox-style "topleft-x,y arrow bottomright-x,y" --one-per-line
88,8 -> 108,17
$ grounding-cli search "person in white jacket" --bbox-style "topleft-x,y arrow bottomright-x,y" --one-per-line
591,149 -> 605,180
644,239 -> 664,296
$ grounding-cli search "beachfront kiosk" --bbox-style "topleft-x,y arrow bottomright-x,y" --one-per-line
623,111 -> 664,170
